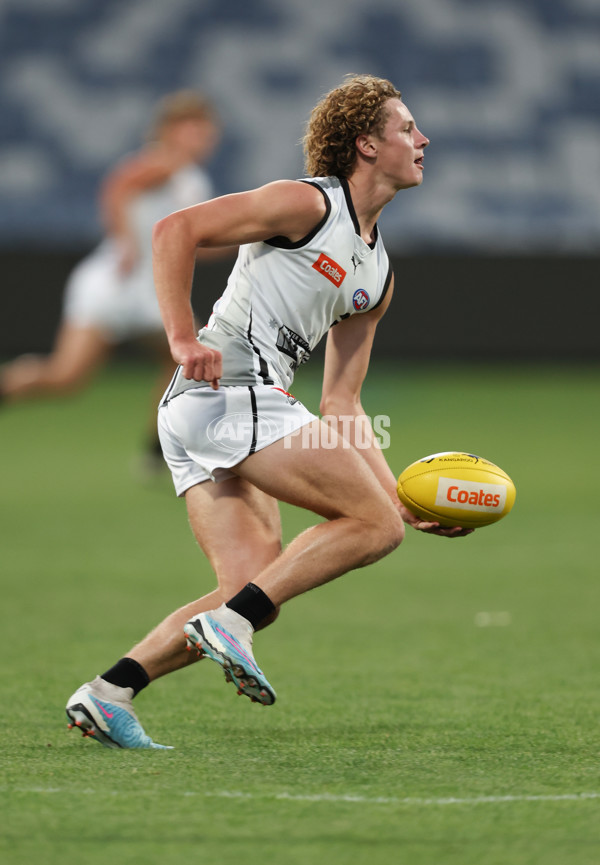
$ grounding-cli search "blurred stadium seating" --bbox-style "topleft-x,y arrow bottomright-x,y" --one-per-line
0,0 -> 598,360
1,0 -> 599,253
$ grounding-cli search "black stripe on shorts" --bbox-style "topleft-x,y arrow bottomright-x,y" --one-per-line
248,386 -> 259,455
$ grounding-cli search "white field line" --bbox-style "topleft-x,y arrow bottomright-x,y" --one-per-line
2,788 -> 600,807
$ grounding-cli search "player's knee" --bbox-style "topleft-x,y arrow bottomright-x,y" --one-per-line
390,510 -> 406,549
366,506 -> 405,562
380,509 -> 405,553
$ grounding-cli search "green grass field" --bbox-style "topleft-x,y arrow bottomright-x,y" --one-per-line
1,359 -> 599,865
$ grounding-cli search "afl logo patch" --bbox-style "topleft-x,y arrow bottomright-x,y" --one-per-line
353,289 -> 370,310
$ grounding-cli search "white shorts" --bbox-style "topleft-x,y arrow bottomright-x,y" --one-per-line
63,241 -> 164,341
157,384 -> 317,496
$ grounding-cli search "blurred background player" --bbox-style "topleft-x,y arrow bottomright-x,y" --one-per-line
0,90 -> 221,471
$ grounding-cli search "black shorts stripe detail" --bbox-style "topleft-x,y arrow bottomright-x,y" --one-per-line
248,386 -> 259,455
247,307 -> 274,385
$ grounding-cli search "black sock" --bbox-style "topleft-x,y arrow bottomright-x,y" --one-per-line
226,582 -> 276,630
101,657 -> 150,696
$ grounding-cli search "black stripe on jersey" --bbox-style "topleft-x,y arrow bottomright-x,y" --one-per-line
330,313 -> 351,327
340,177 -> 379,249
265,181 -> 331,249
247,307 -> 275,384
330,262 -> 392,327
248,386 -> 258,455
370,262 -> 394,312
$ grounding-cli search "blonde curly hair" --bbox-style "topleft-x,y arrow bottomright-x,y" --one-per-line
303,74 -> 402,178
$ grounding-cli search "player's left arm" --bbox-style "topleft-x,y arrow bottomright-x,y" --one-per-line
320,276 -> 398,498
321,277 -> 471,537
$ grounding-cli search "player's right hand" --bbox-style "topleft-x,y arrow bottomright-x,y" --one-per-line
171,339 -> 222,389
397,501 -> 474,538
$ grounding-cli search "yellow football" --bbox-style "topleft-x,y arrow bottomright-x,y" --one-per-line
397,452 -> 516,529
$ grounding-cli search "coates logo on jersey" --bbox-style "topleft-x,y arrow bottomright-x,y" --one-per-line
352,289 -> 370,310
312,253 -> 347,286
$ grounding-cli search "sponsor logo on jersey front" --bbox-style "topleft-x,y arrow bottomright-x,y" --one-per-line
435,477 -> 507,512
353,289 -> 370,310
312,252 -> 347,286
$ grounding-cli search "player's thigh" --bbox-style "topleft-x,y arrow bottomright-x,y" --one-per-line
185,476 -> 282,596
233,419 -> 397,524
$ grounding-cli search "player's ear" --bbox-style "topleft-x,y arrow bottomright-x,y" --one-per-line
355,134 -> 378,159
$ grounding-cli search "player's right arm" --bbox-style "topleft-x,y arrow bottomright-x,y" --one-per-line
152,181 -> 327,385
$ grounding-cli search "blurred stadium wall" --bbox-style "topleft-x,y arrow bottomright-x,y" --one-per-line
1,0 -> 598,359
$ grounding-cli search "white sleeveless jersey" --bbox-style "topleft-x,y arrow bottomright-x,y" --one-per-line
165,176 -> 392,400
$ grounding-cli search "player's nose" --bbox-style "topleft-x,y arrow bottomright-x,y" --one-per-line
416,128 -> 430,149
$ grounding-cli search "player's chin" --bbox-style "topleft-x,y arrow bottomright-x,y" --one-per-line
400,173 -> 424,190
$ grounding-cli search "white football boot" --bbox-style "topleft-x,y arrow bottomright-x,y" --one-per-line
184,604 -> 276,705
66,676 -> 173,749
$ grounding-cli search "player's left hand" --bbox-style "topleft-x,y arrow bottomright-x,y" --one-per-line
398,502 -> 474,538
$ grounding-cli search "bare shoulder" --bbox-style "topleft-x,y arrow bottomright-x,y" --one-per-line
157,177 -> 328,248
255,179 -> 327,213
253,179 -> 327,242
